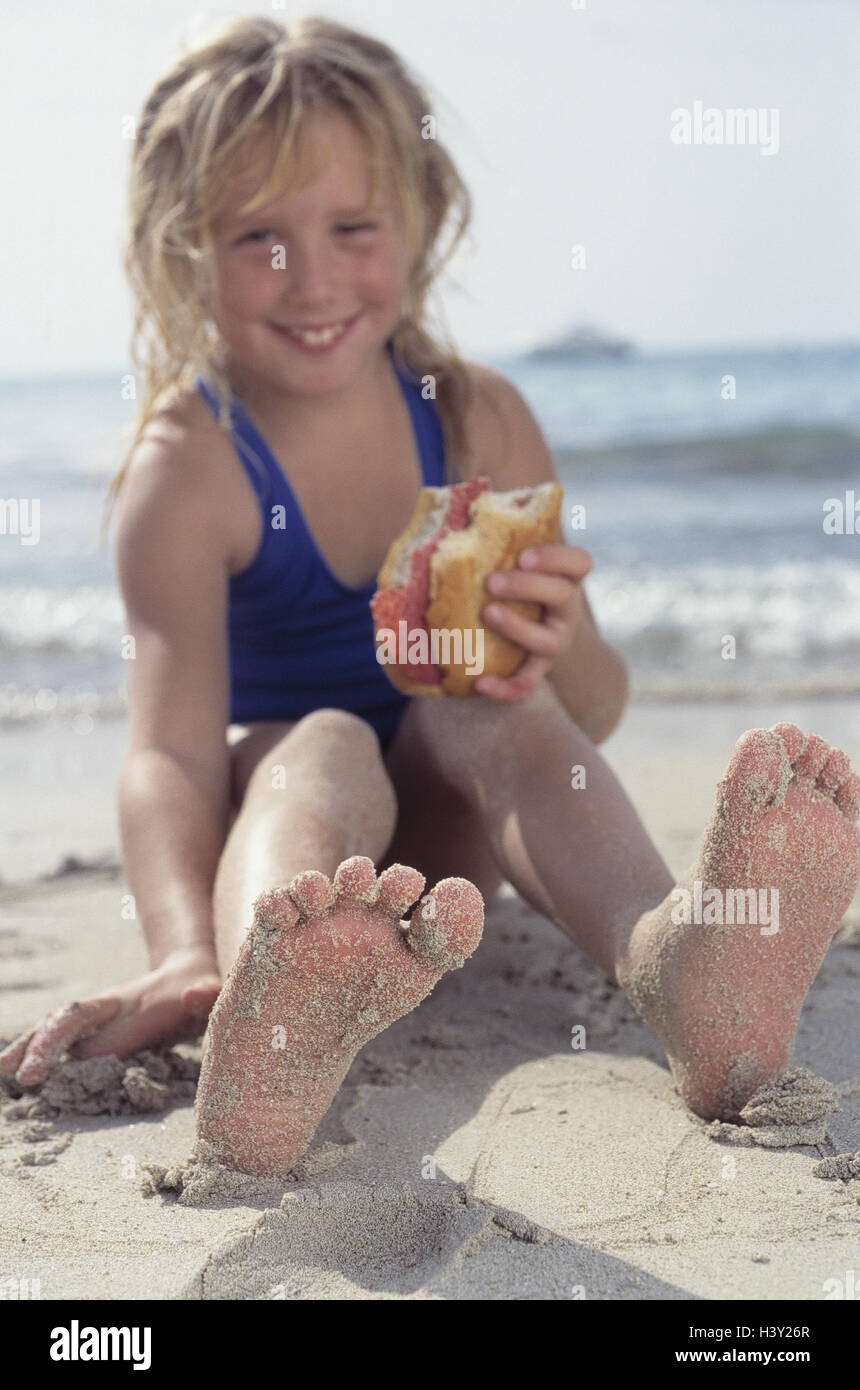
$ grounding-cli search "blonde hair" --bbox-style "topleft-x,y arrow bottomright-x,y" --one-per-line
105,13 -> 477,527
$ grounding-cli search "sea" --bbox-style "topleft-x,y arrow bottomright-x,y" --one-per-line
0,344 -> 858,728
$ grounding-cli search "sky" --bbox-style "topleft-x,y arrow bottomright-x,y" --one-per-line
1,0 -> 858,375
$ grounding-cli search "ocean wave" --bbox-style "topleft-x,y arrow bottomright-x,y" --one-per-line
0,587 -> 124,654
2,558 -> 857,725
2,670 -> 858,728
500,346 -> 860,451
588,561 -> 860,657
630,672 -> 860,702
555,425 -> 860,475
3,561 -> 857,657
0,684 -> 128,727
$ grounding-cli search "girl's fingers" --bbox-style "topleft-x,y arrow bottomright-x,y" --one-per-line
485,569 -> 575,607
14,998 -> 122,1086
481,601 -> 563,658
0,1031 -> 35,1076
474,655 -> 551,702
519,544 -> 593,580
473,674 -> 526,702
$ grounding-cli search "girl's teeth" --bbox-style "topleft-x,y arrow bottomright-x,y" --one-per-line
286,322 -> 347,345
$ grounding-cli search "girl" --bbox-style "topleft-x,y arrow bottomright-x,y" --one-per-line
2,16 -> 857,1176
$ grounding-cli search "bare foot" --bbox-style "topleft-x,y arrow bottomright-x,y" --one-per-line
0,946 -> 222,1085
619,724 -> 860,1120
194,855 -> 484,1176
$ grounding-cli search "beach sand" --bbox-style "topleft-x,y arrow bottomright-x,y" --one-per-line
1,699 -> 859,1301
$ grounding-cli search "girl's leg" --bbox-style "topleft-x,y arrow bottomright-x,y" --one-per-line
213,710 -> 398,972
386,683 -> 673,979
378,736 -> 505,908
398,684 -> 860,1120
195,707 -> 485,1175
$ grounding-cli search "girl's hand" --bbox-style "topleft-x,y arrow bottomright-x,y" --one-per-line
474,543 -> 594,703
0,946 -> 222,1086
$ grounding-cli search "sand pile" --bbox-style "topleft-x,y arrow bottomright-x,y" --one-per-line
0,1043 -> 200,1119
705,1066 -> 839,1148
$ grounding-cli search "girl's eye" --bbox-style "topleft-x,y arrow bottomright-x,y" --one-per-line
238,222 -> 376,246
243,229 -> 279,245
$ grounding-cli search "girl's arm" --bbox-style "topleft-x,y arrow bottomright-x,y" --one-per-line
0,432 -> 234,1082
113,432 -> 234,966
543,589 -> 629,744
463,364 -> 629,742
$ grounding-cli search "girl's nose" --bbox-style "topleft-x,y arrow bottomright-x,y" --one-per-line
282,239 -> 337,299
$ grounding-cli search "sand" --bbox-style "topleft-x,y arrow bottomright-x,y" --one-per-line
1,700 -> 859,1300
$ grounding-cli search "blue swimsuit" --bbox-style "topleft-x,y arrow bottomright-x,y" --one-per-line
195,344 -> 446,751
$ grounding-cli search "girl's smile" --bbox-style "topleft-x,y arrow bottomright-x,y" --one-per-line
268,308 -> 365,353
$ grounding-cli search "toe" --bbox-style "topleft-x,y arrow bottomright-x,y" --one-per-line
817,748 -> 851,797
719,729 -> 790,821
182,983 -> 221,1018
15,1000 -> 119,1086
375,863 -> 426,917
403,877 -> 484,971
288,870 -> 335,918
794,732 -> 830,782
835,771 -> 860,822
333,855 -> 378,903
771,722 -> 806,762
0,1032 -> 31,1076
253,887 -> 301,931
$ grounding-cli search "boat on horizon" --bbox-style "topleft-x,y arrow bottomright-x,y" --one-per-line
523,323 -> 634,363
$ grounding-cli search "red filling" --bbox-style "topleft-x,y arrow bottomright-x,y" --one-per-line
372,475 -> 491,683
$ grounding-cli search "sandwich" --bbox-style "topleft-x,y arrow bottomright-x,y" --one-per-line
371,474 -> 564,697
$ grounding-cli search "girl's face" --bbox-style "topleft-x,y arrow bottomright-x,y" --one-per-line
210,109 -> 412,398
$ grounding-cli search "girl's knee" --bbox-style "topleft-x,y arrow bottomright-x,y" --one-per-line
235,710 -> 398,859
410,678 -> 566,772
245,707 -> 395,811
291,707 -> 383,755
